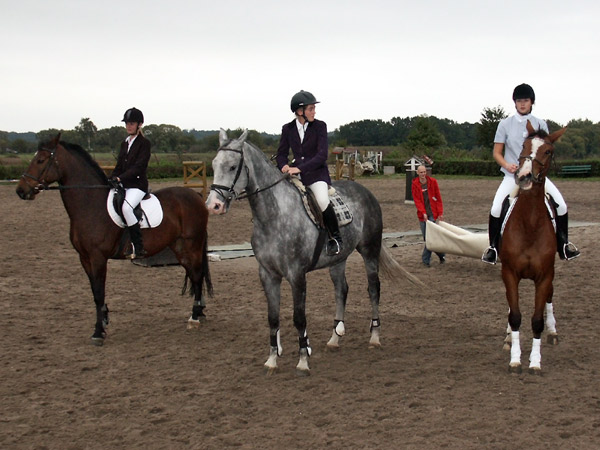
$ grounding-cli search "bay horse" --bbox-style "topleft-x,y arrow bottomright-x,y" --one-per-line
206,129 -> 420,375
16,134 -> 212,345
500,120 -> 567,374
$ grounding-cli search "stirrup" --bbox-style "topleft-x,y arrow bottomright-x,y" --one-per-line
481,246 -> 497,265
561,242 -> 580,261
326,238 -> 341,256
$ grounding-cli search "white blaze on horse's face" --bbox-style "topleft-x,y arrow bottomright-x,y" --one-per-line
516,137 -> 544,191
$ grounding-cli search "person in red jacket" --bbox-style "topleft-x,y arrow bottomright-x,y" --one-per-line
411,165 -> 445,267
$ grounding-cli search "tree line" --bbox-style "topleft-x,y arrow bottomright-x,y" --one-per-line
2,108 -> 599,160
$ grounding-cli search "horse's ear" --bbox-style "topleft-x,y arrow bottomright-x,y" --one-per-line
50,133 -> 61,148
219,128 -> 228,146
526,120 -> 536,136
239,129 -> 249,142
549,126 -> 567,143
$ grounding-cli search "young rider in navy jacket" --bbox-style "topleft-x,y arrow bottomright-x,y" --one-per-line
276,90 -> 342,255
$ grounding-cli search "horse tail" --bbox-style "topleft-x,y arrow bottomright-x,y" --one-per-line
379,245 -> 425,287
181,231 -> 214,298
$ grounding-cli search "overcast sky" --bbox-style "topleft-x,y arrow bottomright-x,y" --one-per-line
2,0 -> 599,135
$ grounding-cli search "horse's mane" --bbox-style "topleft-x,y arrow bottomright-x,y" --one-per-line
43,140 -> 108,182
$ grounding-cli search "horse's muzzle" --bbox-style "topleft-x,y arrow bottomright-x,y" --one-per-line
16,184 -> 39,200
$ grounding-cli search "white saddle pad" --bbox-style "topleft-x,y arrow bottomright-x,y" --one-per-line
106,189 -> 164,229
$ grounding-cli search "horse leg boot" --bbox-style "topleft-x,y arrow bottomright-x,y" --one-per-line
481,214 -> 502,264
323,203 -> 342,256
556,213 -> 580,260
127,223 -> 147,259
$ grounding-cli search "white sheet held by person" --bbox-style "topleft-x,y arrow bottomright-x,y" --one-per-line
425,221 -> 489,260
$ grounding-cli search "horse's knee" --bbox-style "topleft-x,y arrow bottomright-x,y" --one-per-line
532,317 -> 544,336
508,312 -> 521,330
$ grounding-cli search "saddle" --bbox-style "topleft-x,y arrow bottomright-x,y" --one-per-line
107,188 -> 163,229
288,177 -> 353,228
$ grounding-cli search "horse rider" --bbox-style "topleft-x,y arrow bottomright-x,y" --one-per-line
275,90 -> 343,255
482,83 -> 580,264
110,107 -> 151,259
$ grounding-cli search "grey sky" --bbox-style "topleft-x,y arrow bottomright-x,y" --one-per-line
2,0 -> 599,134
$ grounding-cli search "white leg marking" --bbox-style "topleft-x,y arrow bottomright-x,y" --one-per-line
510,331 -> 521,367
529,338 -> 542,371
545,303 -> 557,334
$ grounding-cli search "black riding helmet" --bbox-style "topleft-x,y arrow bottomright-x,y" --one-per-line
290,90 -> 320,113
122,107 -> 144,123
512,84 -> 535,104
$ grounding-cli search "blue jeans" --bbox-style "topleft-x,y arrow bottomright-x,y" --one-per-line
420,217 -> 445,265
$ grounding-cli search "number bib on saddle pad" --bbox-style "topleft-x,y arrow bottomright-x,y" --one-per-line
106,189 -> 164,229
288,177 -> 353,227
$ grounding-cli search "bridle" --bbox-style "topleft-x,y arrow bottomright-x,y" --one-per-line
209,141 -> 289,207
21,146 -> 60,192
21,143 -> 110,192
517,136 -> 554,184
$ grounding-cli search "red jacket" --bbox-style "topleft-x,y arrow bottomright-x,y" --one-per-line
412,175 -> 443,222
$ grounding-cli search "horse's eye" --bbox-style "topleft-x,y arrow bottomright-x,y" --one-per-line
229,165 -> 237,172
37,159 -> 45,164
545,150 -> 551,155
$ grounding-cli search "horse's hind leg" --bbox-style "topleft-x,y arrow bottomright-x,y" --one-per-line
259,266 -> 283,375
327,261 -> 348,350
362,255 -> 381,349
545,292 -> 559,346
289,273 -> 311,376
182,236 -> 212,330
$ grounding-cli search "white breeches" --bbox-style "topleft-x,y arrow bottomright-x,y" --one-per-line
307,181 -> 330,212
490,175 -> 567,217
123,188 -> 145,226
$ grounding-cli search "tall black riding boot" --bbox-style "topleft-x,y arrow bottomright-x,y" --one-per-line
322,203 -> 343,256
556,213 -> 580,260
481,214 -> 502,265
127,223 -> 147,259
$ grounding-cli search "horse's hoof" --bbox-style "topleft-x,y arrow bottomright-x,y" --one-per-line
326,343 -> 340,352
264,366 -> 278,376
369,342 -> 382,350
295,368 -> 311,377
187,318 -> 203,330
91,337 -> 104,347
508,364 -> 522,374
503,342 -> 511,351
528,367 -> 542,376
547,334 -> 559,346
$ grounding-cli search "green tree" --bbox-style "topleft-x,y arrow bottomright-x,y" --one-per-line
477,106 -> 507,148
74,118 -> 98,153
405,116 -> 446,152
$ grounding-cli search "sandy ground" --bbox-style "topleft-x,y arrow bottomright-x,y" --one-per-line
1,176 -> 599,449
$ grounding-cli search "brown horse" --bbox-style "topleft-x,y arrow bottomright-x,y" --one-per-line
500,120 -> 566,374
16,134 -> 212,345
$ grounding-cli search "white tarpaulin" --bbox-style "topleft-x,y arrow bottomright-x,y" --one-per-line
425,221 -> 488,259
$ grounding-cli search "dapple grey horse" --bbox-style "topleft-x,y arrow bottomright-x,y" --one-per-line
206,130 -> 418,375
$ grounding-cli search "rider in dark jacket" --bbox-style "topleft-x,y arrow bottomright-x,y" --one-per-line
111,107 -> 151,259
276,90 -> 342,255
